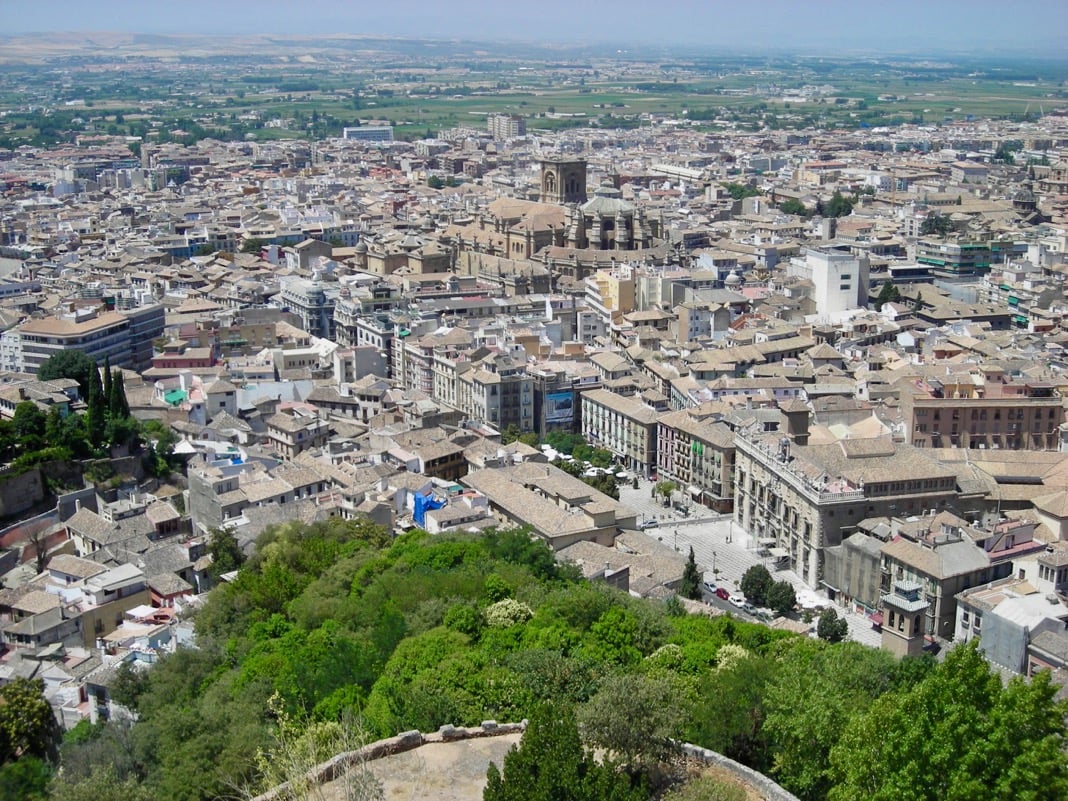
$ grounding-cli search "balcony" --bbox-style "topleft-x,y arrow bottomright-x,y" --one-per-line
736,432 -> 866,505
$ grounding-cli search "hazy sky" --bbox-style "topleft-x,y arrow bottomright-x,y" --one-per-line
3,0 -> 1067,53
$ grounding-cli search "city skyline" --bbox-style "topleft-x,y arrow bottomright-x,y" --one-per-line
3,0 -> 1067,55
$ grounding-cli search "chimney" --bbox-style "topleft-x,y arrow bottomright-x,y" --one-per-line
779,400 -> 810,446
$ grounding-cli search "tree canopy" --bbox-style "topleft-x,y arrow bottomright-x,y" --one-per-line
0,678 -> 60,765
876,279 -> 901,307
36,350 -> 96,396
766,581 -> 796,617
485,703 -> 647,801
817,608 -> 849,642
722,182 -> 762,200
777,198 -> 809,217
920,212 -> 954,237
47,518 -> 1068,801
822,190 -> 854,218
829,642 -> 1068,801
740,564 -> 773,606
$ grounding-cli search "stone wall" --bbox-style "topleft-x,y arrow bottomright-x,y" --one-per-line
251,722 -> 801,801
250,721 -> 526,801
0,468 -> 45,519
679,742 -> 801,801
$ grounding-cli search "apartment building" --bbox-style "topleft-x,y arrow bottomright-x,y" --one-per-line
955,574 -> 1068,673
584,265 -> 636,326
657,408 -> 736,512
278,276 -> 338,340
0,378 -> 79,418
462,462 -> 637,551
334,311 -> 395,367
0,563 -> 151,651
916,239 -> 993,279
899,369 -> 1062,450
581,388 -> 658,479
456,352 -> 533,432
527,363 -> 598,437
342,125 -> 394,142
880,523 -> 1006,641
265,408 -> 330,460
487,113 -> 526,140
786,247 -> 870,320
395,325 -> 474,400
6,303 -> 164,374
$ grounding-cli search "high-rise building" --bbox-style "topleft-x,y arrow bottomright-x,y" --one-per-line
487,113 -> 526,140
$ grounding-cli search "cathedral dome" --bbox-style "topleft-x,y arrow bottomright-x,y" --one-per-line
580,182 -> 634,216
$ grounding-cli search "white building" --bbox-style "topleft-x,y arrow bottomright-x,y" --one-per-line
342,126 -> 394,143
788,247 -> 870,321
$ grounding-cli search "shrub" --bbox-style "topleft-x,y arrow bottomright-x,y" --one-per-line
485,599 -> 533,628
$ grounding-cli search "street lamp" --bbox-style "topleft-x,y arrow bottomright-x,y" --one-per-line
713,550 -> 717,573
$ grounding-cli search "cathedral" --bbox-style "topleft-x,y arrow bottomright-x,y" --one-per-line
442,157 -> 670,288
539,158 -> 662,252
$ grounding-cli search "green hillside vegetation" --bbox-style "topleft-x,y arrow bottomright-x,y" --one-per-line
0,352 -> 178,486
41,518 -> 1068,801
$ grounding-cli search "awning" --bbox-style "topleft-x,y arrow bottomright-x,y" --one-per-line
687,485 -> 701,496
769,547 -> 790,559
758,537 -> 776,546
869,612 -> 884,626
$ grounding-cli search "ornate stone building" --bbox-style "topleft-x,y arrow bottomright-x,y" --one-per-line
563,183 -> 661,252
442,160 -> 669,288
540,157 -> 588,205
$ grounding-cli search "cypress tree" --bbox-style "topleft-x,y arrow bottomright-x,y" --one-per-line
109,371 -> 129,420
679,546 -> 703,600
102,356 -> 113,417
877,279 -> 901,307
86,366 -> 106,447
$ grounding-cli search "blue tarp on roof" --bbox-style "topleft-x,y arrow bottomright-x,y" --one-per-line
413,493 -> 445,527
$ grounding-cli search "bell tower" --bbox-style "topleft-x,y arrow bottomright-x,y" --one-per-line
880,579 -> 930,658
540,158 -> 587,205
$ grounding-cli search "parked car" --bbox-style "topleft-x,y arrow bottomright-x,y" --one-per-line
715,587 -> 731,601
729,594 -> 745,608
742,602 -> 758,616
703,580 -> 718,594
639,520 -> 659,530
